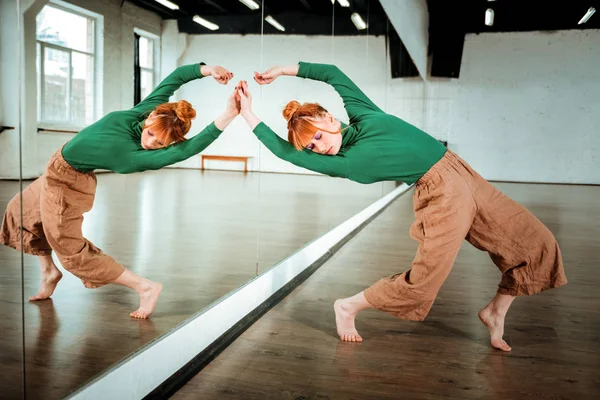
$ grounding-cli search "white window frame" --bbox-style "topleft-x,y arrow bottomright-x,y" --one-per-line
134,28 -> 161,102
36,0 -> 103,132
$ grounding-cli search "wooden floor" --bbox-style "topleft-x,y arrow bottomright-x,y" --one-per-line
174,182 -> 600,400
0,169 -> 395,400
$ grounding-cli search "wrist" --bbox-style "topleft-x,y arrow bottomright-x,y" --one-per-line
200,65 -> 213,77
224,110 -> 238,120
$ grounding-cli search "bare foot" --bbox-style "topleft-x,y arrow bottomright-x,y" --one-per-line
29,268 -> 63,301
130,281 -> 163,319
334,299 -> 363,342
478,308 -> 512,352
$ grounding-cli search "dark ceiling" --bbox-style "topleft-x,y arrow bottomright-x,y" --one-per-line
124,0 -> 389,36
124,0 -> 599,78
125,0 -> 600,36
428,0 -> 600,35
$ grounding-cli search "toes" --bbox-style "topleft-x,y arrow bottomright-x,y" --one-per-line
339,333 -> 362,342
130,310 -> 149,319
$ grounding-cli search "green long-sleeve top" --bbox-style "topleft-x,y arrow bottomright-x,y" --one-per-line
252,62 -> 447,185
61,63 -> 222,174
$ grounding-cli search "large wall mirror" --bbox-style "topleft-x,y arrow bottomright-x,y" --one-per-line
4,0 -> 407,398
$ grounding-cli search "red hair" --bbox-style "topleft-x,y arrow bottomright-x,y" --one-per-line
283,101 -> 340,150
144,100 -> 196,147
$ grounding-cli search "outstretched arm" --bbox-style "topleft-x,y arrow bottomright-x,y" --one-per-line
237,81 -> 349,178
133,63 -> 234,114
130,87 -> 240,171
254,62 -> 382,120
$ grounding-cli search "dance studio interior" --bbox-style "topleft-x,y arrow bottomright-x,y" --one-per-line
1,0 -> 599,399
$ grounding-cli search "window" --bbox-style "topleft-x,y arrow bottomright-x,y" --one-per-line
134,31 -> 159,105
36,3 -> 95,128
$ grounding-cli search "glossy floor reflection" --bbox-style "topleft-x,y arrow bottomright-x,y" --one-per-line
0,169 -> 393,399
174,183 -> 600,400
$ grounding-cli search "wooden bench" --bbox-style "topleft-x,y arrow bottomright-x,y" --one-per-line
200,155 -> 253,173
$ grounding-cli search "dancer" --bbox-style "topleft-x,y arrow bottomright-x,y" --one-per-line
1,63 -> 239,318
234,62 -> 567,351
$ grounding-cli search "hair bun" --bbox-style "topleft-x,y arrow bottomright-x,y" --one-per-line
175,100 -> 196,122
282,100 -> 301,121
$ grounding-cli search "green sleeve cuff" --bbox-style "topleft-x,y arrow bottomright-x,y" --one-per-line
194,62 -> 205,79
206,121 -> 223,137
253,121 -> 269,137
297,61 -> 310,78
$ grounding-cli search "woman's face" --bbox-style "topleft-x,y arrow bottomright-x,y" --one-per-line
141,112 -> 165,150
304,114 -> 342,155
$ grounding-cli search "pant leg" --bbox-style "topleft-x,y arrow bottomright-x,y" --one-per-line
364,155 -> 477,321
463,167 -> 567,296
40,152 -> 125,289
1,177 -> 52,256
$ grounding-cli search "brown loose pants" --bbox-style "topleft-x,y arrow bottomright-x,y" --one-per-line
0,148 -> 125,288
364,150 -> 567,321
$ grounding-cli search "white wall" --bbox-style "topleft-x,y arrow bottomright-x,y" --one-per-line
451,30 -> 600,184
0,0 -> 161,179
387,29 -> 600,184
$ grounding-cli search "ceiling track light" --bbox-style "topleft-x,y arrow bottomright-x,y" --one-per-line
351,12 -> 367,30
578,7 -> 596,24
265,15 -> 285,32
193,15 -> 219,31
485,8 -> 494,26
239,0 -> 260,10
155,0 -> 179,10
338,0 -> 350,6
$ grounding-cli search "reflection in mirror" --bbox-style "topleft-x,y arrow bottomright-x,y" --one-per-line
15,0 -> 262,398
0,1 -> 25,398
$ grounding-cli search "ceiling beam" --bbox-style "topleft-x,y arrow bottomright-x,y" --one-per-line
298,0 -> 312,11
205,0 -> 229,13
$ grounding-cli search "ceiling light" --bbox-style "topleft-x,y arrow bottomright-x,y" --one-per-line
193,15 -> 219,31
578,7 -> 596,24
155,0 -> 179,10
351,12 -> 367,30
485,8 -> 494,26
265,15 -> 285,31
239,0 -> 260,10
338,0 -> 350,6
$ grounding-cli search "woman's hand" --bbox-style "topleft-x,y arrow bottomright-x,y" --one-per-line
236,80 -> 261,130
201,65 -> 234,84
253,67 -> 282,85
254,65 -> 299,85
237,80 -> 253,116
225,86 -> 241,118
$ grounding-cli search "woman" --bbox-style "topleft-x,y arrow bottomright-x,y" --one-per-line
1,63 -> 239,319
235,62 -> 567,352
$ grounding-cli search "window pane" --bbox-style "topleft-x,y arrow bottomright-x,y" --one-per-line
141,70 -> 154,101
71,52 -> 94,125
139,36 -> 153,69
36,5 -> 93,53
43,47 -> 69,122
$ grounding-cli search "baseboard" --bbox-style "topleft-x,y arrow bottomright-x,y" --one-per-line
65,183 -> 411,400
